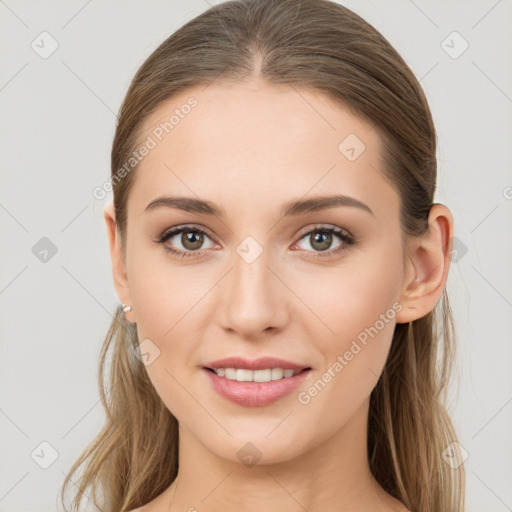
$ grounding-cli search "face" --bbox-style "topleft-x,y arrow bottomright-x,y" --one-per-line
110,79 -> 413,464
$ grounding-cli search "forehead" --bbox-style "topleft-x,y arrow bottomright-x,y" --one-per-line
139,79 -> 376,159
130,80 -> 399,221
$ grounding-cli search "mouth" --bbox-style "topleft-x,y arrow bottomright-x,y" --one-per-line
202,366 -> 313,407
203,366 -> 312,383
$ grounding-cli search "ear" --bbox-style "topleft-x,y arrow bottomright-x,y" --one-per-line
103,201 -> 135,320
395,203 -> 454,324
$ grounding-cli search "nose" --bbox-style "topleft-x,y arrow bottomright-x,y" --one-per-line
216,242 -> 289,339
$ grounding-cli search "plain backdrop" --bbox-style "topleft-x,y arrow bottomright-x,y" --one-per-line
0,1 -> 511,510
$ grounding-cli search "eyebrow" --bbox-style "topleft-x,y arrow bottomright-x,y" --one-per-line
144,194 -> 374,217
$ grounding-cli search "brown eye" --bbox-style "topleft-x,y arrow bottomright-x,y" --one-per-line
309,231 -> 333,252
294,225 -> 355,259
156,225 -> 215,258
180,229 -> 205,251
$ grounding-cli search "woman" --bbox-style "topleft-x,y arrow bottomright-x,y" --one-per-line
61,0 -> 466,510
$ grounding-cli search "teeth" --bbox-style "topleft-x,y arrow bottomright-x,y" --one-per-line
213,367 -> 300,382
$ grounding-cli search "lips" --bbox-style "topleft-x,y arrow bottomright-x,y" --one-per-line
203,356 -> 311,372
202,366 -> 312,407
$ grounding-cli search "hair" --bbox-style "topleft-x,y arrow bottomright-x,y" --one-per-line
60,1 -> 465,511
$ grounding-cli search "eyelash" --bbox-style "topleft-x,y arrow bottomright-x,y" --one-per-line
154,224 -> 355,260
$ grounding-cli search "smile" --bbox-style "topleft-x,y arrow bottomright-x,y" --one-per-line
202,367 -> 312,407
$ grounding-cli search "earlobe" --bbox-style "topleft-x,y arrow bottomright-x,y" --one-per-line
395,204 -> 454,324
103,201 -> 133,311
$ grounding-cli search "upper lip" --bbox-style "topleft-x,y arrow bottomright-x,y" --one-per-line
203,356 -> 311,371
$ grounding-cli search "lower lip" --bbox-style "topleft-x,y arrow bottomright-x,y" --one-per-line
202,368 -> 312,407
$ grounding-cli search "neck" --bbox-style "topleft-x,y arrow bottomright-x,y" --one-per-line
167,397 -> 400,512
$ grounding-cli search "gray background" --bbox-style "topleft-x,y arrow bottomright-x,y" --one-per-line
0,1 -> 511,510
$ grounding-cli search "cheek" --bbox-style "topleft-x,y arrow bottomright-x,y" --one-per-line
295,246 -> 403,343
125,243 -> 205,409
295,244 -> 402,401
296,309 -> 396,437
126,240 -> 188,336
130,280 -> 198,421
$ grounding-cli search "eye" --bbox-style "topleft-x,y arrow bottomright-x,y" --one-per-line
293,224 -> 355,259
154,225 -> 216,258
154,223 -> 356,260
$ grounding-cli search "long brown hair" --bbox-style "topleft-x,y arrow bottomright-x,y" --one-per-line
60,1 -> 465,510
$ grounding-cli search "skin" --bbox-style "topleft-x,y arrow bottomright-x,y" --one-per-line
104,78 -> 454,512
